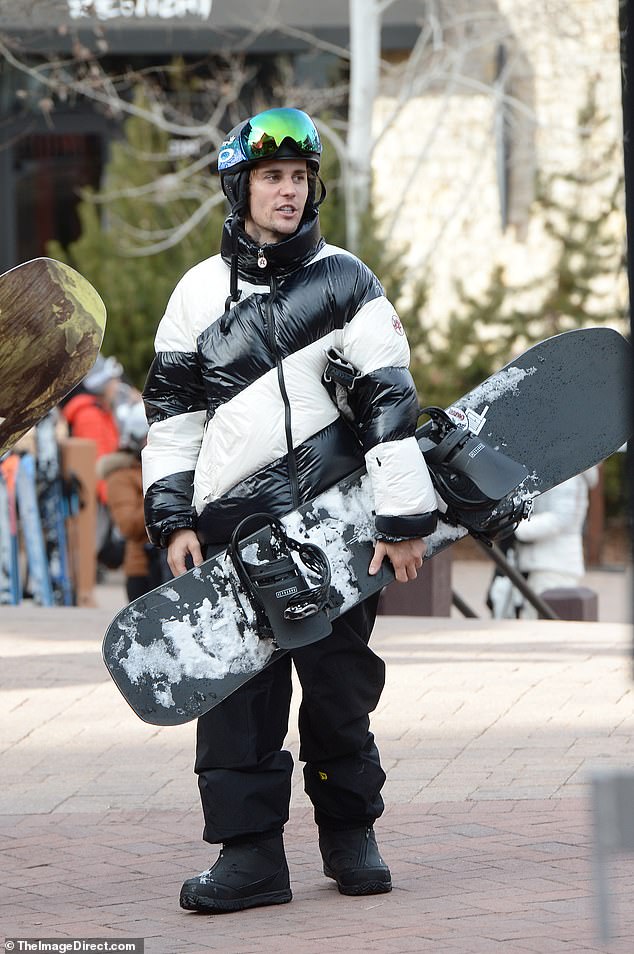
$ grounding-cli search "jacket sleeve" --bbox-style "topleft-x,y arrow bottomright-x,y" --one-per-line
141,279 -> 207,548
341,265 -> 438,540
514,478 -> 585,544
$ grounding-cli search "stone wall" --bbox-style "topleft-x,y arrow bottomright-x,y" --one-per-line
371,0 -> 626,330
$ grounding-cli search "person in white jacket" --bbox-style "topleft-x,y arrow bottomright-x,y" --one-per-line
142,107 -> 439,914
514,467 -> 599,618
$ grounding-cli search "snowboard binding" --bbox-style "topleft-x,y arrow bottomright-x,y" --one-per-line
420,406 -> 533,541
227,513 -> 333,649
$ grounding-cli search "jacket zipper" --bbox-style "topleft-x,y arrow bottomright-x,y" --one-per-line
264,273 -> 300,508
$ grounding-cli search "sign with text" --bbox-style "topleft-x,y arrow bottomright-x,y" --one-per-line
67,0 -> 212,19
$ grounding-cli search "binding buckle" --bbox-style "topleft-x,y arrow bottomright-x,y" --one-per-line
420,406 -> 531,541
323,347 -> 360,391
227,514 -> 333,649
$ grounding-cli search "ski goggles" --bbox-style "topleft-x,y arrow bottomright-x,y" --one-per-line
218,108 -> 321,171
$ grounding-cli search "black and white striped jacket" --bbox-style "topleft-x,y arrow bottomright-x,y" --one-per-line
142,212 -> 438,547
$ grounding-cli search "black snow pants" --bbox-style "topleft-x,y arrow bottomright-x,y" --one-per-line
194,593 -> 386,844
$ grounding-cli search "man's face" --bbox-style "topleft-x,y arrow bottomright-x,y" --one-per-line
244,158 -> 309,245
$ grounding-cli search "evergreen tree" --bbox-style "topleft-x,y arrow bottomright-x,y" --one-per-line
404,82 -> 626,411
48,88 -> 226,387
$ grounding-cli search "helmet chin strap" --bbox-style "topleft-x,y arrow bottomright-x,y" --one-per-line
312,174 -> 327,208
221,169 -> 249,214
220,214 -> 244,334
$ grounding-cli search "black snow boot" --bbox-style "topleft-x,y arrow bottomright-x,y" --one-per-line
179,832 -> 292,914
318,826 -> 392,896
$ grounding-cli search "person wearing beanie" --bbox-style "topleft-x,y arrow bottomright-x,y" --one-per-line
97,401 -> 165,601
61,354 -> 123,505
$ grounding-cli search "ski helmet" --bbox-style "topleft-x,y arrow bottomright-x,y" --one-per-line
218,107 -> 322,213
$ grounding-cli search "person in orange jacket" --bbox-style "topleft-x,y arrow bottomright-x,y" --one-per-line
97,401 -> 164,601
97,403 -> 152,601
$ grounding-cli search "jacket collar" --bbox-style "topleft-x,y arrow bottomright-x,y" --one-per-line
220,209 -> 324,283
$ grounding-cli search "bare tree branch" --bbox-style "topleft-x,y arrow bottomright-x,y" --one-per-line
382,43 -> 468,241
90,149 -> 218,204
0,36 -> 231,140
115,190 -> 226,256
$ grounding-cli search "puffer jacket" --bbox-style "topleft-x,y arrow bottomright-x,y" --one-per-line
97,450 -> 149,578
62,392 -> 119,505
142,210 -> 438,547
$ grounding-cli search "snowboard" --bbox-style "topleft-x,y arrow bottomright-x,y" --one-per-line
0,455 -> 21,604
15,452 -> 54,606
0,257 -> 107,457
35,413 -> 74,605
103,327 -> 631,726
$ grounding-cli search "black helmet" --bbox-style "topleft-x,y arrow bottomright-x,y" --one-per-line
218,107 -> 322,213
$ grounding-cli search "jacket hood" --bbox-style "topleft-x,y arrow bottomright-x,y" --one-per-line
220,208 -> 324,284
96,450 -> 138,481
62,392 -> 102,423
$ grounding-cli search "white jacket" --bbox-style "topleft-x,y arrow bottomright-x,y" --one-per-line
515,469 -> 598,578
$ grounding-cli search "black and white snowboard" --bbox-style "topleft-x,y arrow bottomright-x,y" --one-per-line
103,327 -> 631,726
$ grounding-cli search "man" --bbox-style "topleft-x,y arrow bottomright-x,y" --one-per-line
62,354 -> 125,573
142,107 -> 439,914
62,354 -> 123,505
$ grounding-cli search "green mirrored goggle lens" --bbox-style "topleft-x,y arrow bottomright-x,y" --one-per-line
241,109 -> 321,160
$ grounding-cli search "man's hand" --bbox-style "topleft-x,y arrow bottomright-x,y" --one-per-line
167,528 -> 204,577
369,538 -> 426,583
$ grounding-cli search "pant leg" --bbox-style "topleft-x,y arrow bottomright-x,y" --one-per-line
194,652 -> 294,844
292,593 -> 386,830
126,575 -> 152,602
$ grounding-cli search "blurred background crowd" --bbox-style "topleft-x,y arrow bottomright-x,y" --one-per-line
1,351 -> 169,607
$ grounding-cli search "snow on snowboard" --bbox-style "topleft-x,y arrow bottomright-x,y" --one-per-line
103,327 -> 631,726
0,257 -> 106,456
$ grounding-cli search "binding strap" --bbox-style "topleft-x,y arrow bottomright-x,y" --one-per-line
227,513 -> 332,648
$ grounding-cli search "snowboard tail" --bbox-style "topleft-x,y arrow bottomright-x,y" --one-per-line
103,327 -> 631,726
0,258 -> 106,456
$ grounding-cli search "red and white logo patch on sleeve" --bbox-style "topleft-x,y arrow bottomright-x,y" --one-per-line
391,315 -> 404,335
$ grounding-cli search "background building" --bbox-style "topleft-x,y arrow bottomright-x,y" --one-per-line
0,1 -> 626,333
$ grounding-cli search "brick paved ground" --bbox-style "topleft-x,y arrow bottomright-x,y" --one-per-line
1,568 -> 633,953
